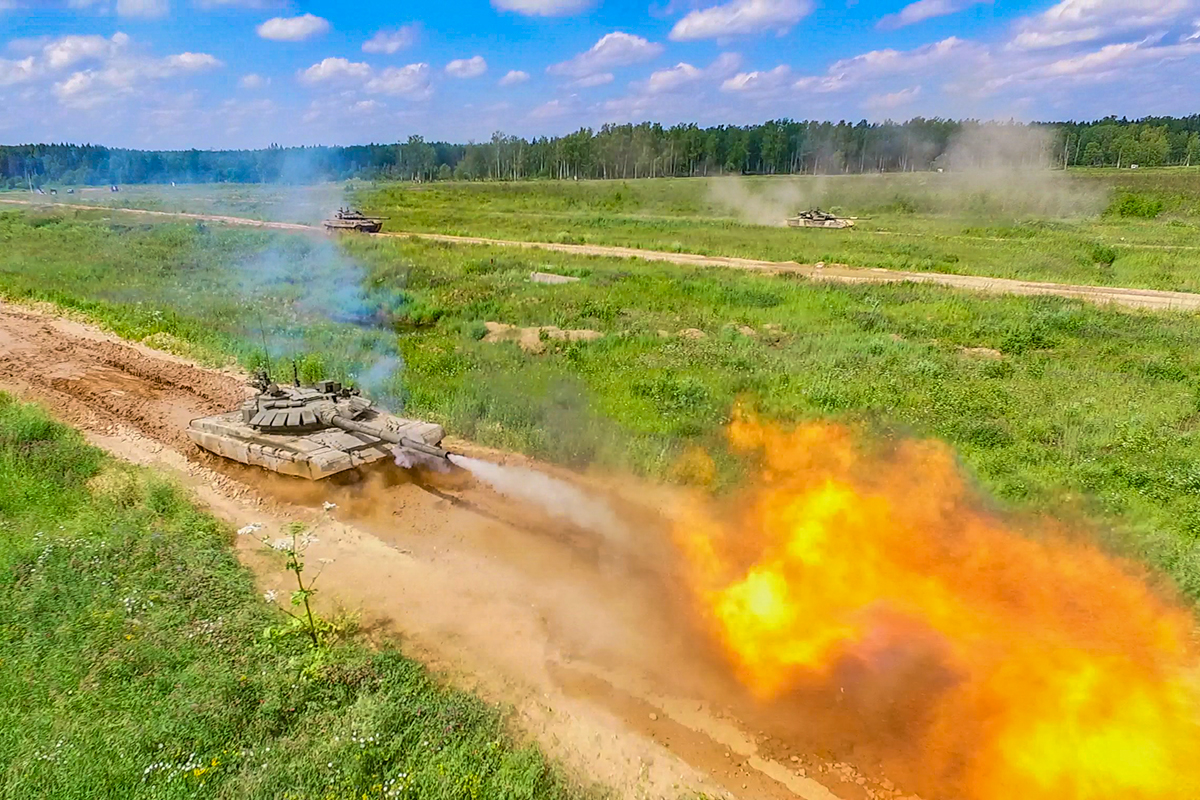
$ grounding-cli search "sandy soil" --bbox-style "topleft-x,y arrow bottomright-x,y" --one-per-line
0,300 -> 927,800
4,196 -> 1199,312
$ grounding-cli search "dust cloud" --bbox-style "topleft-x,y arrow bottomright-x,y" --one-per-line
706,176 -> 818,226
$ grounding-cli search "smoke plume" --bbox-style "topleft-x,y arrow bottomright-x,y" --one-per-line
448,455 -> 631,546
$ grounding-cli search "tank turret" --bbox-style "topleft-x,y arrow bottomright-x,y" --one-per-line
187,372 -> 450,479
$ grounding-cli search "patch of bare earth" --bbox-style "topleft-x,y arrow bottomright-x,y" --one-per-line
0,299 -> 920,800
482,321 -> 602,353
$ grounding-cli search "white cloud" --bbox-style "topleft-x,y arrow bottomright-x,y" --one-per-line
1010,0 -> 1196,51
257,13 -> 330,42
362,26 -> 418,54
352,99 -> 380,114
365,63 -> 431,98
117,0 -> 168,17
720,63 -> 792,93
548,32 -> 664,80
879,0 -> 988,29
238,72 -> 268,89
43,32 -> 128,70
491,0 -> 591,16
446,55 -> 487,79
823,36 -> 979,82
162,52 -> 222,71
645,62 -> 702,93
194,0 -> 279,7
642,52 -> 741,93
863,84 -> 922,110
0,56 -> 36,86
530,98 -> 572,118
670,0 -> 812,41
298,57 -> 370,85
499,69 -> 529,86
53,70 -> 102,108
571,72 -> 613,87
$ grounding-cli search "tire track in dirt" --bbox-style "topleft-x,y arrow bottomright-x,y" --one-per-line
4,196 -> 1199,312
0,300 -> 903,800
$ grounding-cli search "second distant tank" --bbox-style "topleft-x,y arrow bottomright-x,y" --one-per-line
323,207 -> 387,234
786,209 -> 855,229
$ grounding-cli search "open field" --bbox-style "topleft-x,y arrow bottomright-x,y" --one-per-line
11,168 -> 1200,290
2,207 -> 1199,604
0,393 -> 592,800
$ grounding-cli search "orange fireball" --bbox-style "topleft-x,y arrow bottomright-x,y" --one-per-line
674,413 -> 1200,800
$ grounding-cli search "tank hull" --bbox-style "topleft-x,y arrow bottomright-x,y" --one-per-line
187,411 -> 444,480
323,219 -> 383,234
786,217 -> 855,229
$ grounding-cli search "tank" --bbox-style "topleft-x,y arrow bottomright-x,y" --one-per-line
187,371 -> 450,480
786,209 -> 855,229
323,208 -> 386,234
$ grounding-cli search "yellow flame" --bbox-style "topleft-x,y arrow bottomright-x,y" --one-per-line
675,413 -> 1200,800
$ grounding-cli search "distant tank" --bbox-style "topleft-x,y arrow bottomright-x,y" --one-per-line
187,371 -> 451,480
786,209 -> 855,229
323,207 -> 386,234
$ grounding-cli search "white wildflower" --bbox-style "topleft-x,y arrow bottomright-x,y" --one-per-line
270,538 -> 292,551
322,501 -> 337,511
263,590 -> 278,603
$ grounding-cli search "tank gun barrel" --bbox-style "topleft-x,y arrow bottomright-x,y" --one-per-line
326,414 -> 454,461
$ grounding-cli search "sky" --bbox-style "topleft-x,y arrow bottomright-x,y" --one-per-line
1,0 -> 1199,149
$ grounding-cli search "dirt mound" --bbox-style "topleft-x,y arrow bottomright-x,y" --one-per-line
483,321 -> 602,353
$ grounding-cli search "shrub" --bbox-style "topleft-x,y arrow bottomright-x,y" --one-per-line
1106,192 -> 1164,218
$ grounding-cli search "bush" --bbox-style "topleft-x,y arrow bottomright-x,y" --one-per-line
1106,192 -> 1164,218
1090,243 -> 1118,266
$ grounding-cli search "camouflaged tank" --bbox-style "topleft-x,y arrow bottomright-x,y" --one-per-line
786,209 -> 855,229
187,372 -> 449,480
322,208 -> 386,234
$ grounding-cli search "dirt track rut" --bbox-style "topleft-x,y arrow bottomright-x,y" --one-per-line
4,196 -> 1198,312
0,300 -> 919,800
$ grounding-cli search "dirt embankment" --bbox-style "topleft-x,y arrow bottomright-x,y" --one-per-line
0,301 -> 915,800
4,196 -> 1200,312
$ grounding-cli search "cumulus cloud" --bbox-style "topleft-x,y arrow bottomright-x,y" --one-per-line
365,63 -> 432,98
446,55 -> 487,78
0,56 -> 36,86
44,32 -> 129,70
641,52 -> 741,93
362,26 -> 418,54
879,0 -> 989,29
491,0 -> 592,15
298,57 -> 370,85
117,0 -> 168,17
547,32 -> 664,81
1010,0 -> 1196,51
499,69 -> 529,86
162,52 -> 222,71
530,98 -> 572,118
257,13 -> 330,42
670,0 -> 813,41
720,63 -> 793,93
238,72 -> 268,89
863,84 -> 922,110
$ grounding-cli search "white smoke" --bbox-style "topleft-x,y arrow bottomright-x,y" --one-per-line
448,455 -> 630,545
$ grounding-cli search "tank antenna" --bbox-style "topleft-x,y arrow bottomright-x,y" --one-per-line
292,359 -> 300,387
257,311 -> 272,381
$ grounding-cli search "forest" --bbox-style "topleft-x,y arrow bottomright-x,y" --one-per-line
4,115 -> 1200,188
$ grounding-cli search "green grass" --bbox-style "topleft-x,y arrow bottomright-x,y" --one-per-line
16,170 -> 1200,291
0,393 -> 594,800
1,208 -> 1199,604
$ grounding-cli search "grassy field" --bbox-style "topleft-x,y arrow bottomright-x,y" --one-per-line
10,168 -> 1200,291
0,393 -> 594,800
2,207 -> 1200,604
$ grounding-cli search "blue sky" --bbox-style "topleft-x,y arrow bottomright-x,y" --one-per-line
2,0 -> 1199,148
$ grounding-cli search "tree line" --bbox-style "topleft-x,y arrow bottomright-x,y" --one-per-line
4,116 -> 1200,188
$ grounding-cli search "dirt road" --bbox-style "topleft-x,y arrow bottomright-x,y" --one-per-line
0,300 -> 913,800
4,196 -> 1199,312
